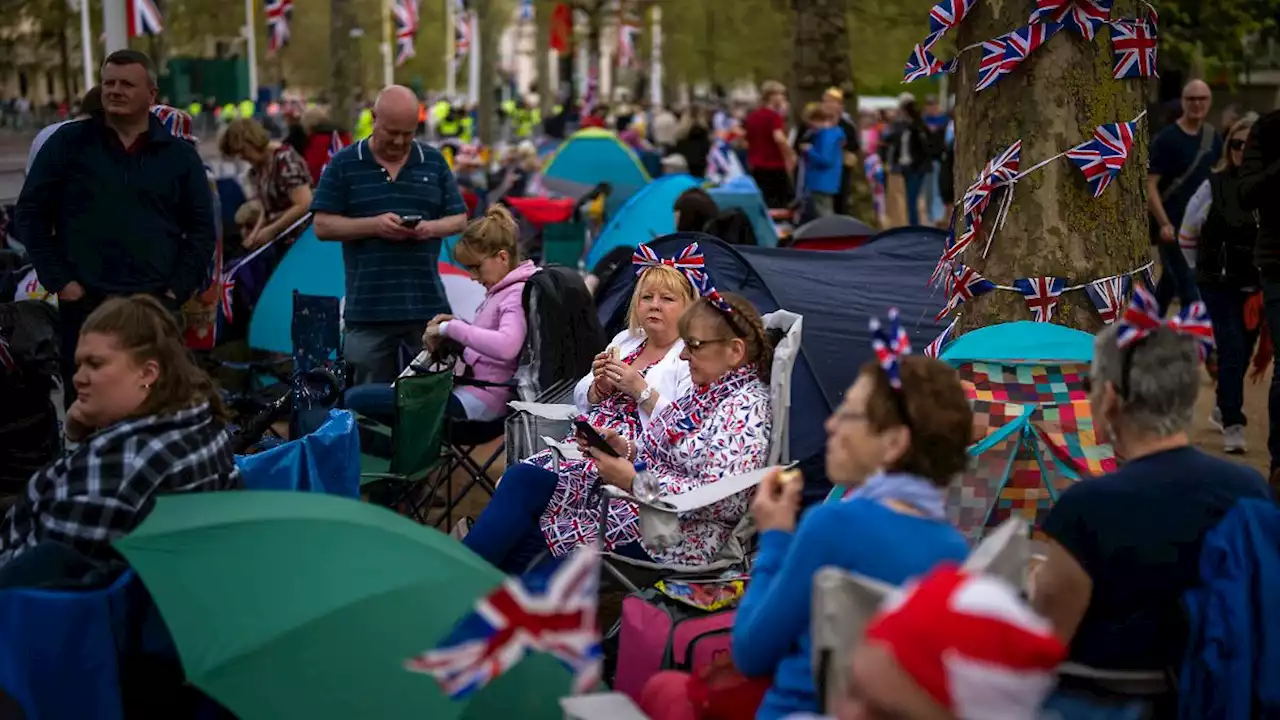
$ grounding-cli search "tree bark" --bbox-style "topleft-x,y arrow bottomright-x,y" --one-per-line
951,0 -> 1148,333
58,11 -> 73,101
535,0 -> 552,116
329,0 -> 357,131
476,0 -> 497,145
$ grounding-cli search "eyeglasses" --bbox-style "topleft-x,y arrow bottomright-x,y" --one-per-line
683,337 -> 733,351
1229,139 -> 1247,151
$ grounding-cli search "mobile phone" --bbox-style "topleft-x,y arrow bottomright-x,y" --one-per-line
574,419 -> 620,458
400,214 -> 423,228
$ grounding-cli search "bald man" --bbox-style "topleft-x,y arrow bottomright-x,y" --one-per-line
1148,79 -> 1220,314
312,85 -> 468,384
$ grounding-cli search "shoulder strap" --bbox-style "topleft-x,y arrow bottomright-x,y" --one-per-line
1162,125 -> 1216,202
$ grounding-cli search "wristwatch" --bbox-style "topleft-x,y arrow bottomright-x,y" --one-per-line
636,385 -> 653,404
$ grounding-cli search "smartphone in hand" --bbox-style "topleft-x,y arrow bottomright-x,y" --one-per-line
400,214 -> 423,228
574,420 -> 620,458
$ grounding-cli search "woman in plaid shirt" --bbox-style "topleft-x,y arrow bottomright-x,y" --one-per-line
0,295 -> 239,582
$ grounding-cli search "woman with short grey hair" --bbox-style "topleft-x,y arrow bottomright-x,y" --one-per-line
1029,287 -> 1269,716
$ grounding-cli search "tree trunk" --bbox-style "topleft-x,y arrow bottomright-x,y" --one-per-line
952,0 -> 1148,333
535,0 -> 552,116
329,0 -> 357,131
476,0 -> 496,145
58,12 -> 73,101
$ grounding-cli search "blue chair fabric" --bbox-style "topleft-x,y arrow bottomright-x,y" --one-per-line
235,409 -> 362,498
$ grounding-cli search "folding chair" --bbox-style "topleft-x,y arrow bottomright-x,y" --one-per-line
810,518 -> 1031,713
358,369 -> 454,522
596,310 -> 804,591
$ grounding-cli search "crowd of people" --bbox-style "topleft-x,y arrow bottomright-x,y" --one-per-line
0,44 -> 1279,719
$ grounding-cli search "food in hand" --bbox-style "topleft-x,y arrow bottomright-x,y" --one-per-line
778,469 -> 802,486
608,345 -> 620,361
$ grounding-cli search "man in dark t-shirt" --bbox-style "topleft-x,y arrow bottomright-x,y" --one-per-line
1148,80 -> 1222,313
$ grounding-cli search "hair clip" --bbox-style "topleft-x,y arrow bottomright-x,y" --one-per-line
632,243 -> 706,287
1116,286 -> 1215,360
691,270 -> 734,314
870,307 -> 913,389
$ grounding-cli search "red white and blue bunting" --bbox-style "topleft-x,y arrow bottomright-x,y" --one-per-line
933,261 -> 1153,328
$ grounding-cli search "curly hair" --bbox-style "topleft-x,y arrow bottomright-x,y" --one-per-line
678,292 -> 775,383
860,355 -> 972,486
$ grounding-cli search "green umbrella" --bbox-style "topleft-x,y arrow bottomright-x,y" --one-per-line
114,491 -> 570,720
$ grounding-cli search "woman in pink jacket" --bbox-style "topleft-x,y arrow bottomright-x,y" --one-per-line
345,205 -> 537,422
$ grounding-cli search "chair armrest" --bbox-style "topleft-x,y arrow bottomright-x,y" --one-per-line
508,401 -> 579,421
454,376 -> 519,389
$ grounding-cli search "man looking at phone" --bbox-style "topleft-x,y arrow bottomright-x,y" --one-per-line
312,84 -> 468,383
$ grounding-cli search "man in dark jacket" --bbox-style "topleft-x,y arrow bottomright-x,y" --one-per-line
1239,108 -> 1280,476
15,49 -> 216,404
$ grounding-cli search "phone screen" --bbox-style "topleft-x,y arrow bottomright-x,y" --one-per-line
574,420 -> 620,457
400,215 -> 423,228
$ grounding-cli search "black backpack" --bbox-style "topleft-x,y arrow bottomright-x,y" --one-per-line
522,266 -> 605,398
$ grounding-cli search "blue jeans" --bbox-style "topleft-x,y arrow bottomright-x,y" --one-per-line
462,463 -> 652,575
1040,689 -> 1151,720
904,170 -> 926,226
1153,242 -> 1200,314
1201,286 -> 1249,428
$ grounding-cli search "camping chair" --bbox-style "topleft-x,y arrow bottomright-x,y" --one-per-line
236,409 -> 362,498
596,310 -> 803,591
358,369 -> 454,522
810,518 -> 1032,713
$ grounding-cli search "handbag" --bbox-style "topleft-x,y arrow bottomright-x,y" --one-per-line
686,653 -> 772,720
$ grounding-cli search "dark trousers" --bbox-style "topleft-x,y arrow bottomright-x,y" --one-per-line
1262,282 -> 1280,472
462,463 -> 650,575
1154,242 -> 1201,314
1201,285 -> 1249,428
834,167 -> 852,216
904,170 -> 927,226
752,167 -> 793,209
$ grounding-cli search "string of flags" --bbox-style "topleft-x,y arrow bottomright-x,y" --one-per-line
905,0 -> 1158,88
935,261 -> 1154,324
392,0 -> 421,67
265,0 -> 294,54
454,0 -> 474,58
127,0 -> 163,37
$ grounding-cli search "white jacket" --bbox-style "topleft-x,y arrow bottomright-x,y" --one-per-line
573,329 -> 692,428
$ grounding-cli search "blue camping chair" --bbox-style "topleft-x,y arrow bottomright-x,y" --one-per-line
0,570 -> 136,719
236,409 -> 362,498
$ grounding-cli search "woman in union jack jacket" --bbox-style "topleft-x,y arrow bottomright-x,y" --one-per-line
0,295 -> 240,586
463,275 -> 773,574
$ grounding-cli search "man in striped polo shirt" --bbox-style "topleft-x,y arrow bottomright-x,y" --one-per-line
313,85 -> 468,384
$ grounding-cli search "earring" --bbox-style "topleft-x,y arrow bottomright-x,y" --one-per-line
141,383 -> 152,390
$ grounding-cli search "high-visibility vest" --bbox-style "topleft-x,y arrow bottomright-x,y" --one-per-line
354,108 -> 374,141
439,116 -> 460,137
458,116 -> 474,143
513,108 -> 536,137
431,101 -> 450,123
238,100 -> 255,119
187,102 -> 201,116
222,103 -> 238,120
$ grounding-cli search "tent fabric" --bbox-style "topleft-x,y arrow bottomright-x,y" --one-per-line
792,215 -> 876,240
708,187 -> 779,248
247,228 -> 485,354
236,409 -> 362,498
942,323 -> 1116,541
584,174 -> 702,271
594,228 -> 949,459
542,129 -> 651,217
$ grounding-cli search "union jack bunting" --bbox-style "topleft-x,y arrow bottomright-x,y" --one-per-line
870,307 -> 913,389
953,140 -> 1021,255
265,0 -> 293,54
997,22 -> 1062,79
1116,286 -> 1215,359
976,35 -> 1012,91
1013,276 -> 1067,323
1066,120 -> 1137,197
1028,0 -> 1113,40
406,544 -> 603,698
928,0 -> 976,35
904,44 -> 957,83
1085,274 -> 1130,324
923,317 -> 958,358
127,0 -> 162,37
938,265 -> 996,321
1140,265 -> 1156,292
321,130 -> 345,176
392,0 -> 420,67
1110,16 -> 1158,79
617,21 -> 641,69
632,243 -> 705,285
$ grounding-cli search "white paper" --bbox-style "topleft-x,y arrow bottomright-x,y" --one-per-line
508,401 -> 579,421
541,436 -> 584,461
659,466 -> 780,514
560,693 -> 649,720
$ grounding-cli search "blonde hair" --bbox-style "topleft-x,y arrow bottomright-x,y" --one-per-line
455,205 -> 520,270
760,80 -> 786,101
627,264 -> 697,333
218,118 -> 270,159
81,295 -> 229,422
1215,113 -> 1259,172
300,106 -> 329,134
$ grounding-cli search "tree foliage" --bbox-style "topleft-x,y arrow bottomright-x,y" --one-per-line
1157,0 -> 1280,79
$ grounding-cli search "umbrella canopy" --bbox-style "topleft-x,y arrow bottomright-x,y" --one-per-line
114,491 -> 569,720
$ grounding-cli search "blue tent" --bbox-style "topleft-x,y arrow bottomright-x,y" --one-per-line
584,174 -> 701,271
708,184 -> 778,248
594,227 -> 949,458
542,128 -> 651,217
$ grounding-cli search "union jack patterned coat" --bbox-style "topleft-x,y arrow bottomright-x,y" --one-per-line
538,363 -> 772,567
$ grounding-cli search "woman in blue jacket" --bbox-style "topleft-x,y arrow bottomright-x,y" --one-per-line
732,311 -> 972,719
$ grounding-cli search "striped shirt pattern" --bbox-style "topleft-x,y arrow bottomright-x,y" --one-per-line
312,139 -> 467,323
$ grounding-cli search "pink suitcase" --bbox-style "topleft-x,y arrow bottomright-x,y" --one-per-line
613,589 -> 735,703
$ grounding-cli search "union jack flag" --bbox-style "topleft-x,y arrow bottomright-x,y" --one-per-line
923,317 -> 958,358
928,0 -> 976,35
152,105 -> 195,144
1110,16 -> 1158,79
1066,120 -> 1136,197
1117,286 -> 1215,359
392,0 -> 420,67
938,265 -> 995,321
976,35 -> 1011,91
218,273 -> 236,324
1013,276 -> 1066,323
1000,22 -> 1062,76
870,307 -> 912,389
706,137 -> 745,184
904,44 -> 957,83
961,140 -> 1021,221
266,0 -> 293,54
321,130 -> 345,177
127,0 -> 162,37
405,544 -> 602,698
454,0 -> 472,58
1028,0 -> 1113,40
618,21 -> 641,69
1085,275 -> 1129,324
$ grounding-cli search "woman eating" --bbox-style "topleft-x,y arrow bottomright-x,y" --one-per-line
463,269 -> 772,575
345,205 -> 537,422
1034,288 -> 1269,716
644,309 -> 973,720
0,295 -> 240,584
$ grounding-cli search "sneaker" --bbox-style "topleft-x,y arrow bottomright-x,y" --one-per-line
1223,425 -> 1247,455
1209,407 -> 1224,431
